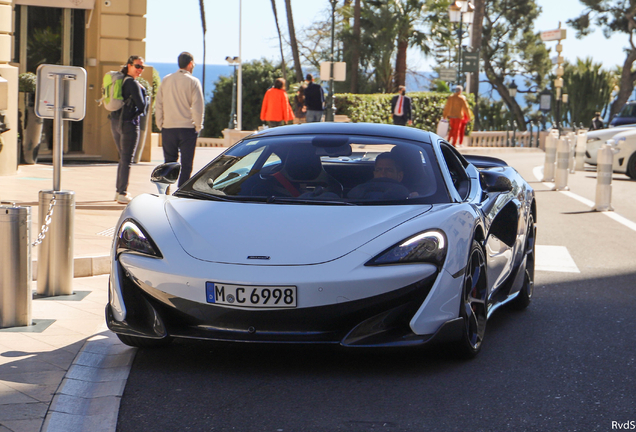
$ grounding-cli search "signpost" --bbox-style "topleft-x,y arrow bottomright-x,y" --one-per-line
439,67 -> 457,82
34,65 -> 86,298
461,51 -> 479,73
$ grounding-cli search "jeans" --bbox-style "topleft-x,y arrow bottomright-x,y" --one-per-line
305,110 -> 323,123
110,116 -> 140,194
162,127 -> 199,187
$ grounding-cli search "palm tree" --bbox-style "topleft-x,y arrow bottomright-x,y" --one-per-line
198,0 -> 207,98
350,0 -> 361,93
284,0 -> 303,82
270,0 -> 287,82
392,0 -> 429,90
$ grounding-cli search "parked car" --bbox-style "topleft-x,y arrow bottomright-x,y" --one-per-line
599,129 -> 636,179
106,123 -> 536,359
610,101 -> 636,127
585,125 -> 636,165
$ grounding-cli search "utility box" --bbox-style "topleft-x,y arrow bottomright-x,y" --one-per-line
0,76 -> 8,110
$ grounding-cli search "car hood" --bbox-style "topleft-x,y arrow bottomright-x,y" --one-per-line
165,199 -> 432,265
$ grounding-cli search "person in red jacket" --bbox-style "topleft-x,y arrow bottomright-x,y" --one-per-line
260,78 -> 294,127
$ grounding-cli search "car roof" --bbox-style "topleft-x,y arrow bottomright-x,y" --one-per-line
247,122 -> 435,145
587,125 -> 636,138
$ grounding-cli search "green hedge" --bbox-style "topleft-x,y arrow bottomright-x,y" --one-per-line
334,92 -> 475,135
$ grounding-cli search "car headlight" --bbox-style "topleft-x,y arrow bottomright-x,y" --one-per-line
116,219 -> 162,258
587,137 -> 600,143
366,230 -> 446,267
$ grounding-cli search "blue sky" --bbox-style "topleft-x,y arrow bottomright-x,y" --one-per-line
146,0 -> 625,70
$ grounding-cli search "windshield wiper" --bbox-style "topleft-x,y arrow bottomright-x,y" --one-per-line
264,197 -> 357,206
173,190 -> 231,201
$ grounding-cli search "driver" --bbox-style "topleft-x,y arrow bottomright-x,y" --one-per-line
347,153 -> 410,200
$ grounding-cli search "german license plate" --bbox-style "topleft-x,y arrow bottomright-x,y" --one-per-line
206,282 -> 297,308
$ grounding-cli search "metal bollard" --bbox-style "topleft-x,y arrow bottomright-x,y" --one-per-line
0,204 -> 32,328
37,190 -> 75,297
542,129 -> 559,182
574,129 -> 587,171
593,140 -> 616,212
553,137 -> 570,191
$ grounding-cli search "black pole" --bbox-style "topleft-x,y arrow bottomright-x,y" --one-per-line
326,0 -> 337,122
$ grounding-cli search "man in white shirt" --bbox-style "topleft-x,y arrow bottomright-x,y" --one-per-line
155,52 -> 205,187
390,86 -> 412,126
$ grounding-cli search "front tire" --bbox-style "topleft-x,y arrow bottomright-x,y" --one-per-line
452,240 -> 488,359
627,153 -> 636,180
116,333 -> 173,348
510,216 -> 535,310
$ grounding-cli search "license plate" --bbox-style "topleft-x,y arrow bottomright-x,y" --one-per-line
206,282 -> 297,308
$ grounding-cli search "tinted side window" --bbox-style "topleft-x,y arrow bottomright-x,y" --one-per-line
440,144 -> 470,200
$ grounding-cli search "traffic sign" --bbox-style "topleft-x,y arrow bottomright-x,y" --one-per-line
462,51 -> 479,73
541,29 -> 567,42
439,67 -> 457,82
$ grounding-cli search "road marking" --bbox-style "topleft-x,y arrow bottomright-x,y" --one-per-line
536,245 -> 580,273
533,166 -> 636,233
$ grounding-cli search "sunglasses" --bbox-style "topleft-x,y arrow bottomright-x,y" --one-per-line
133,64 -> 145,70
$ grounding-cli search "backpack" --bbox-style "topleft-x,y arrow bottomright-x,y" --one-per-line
99,71 -> 132,111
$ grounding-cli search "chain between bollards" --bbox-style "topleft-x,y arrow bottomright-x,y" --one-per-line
32,197 -> 56,247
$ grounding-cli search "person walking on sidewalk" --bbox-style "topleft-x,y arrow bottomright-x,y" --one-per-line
155,52 -> 205,188
391,86 -> 412,126
442,85 -> 472,147
304,74 -> 324,123
110,55 -> 149,204
260,78 -> 294,127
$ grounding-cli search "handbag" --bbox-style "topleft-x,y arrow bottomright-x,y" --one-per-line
436,118 -> 449,137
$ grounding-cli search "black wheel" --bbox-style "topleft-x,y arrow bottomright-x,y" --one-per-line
453,240 -> 488,359
116,333 -> 173,348
510,216 -> 535,310
627,153 -> 636,180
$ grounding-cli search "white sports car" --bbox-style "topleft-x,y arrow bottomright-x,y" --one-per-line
585,125 -> 636,166
107,123 -> 536,358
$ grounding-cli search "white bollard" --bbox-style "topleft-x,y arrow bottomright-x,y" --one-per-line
542,129 -> 559,182
553,137 -> 570,190
567,132 -> 576,174
574,129 -> 587,171
593,140 -> 617,212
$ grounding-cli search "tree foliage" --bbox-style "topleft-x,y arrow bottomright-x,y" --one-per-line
202,59 -> 288,138
562,58 -> 617,127
568,1 -> 636,118
480,0 -> 551,131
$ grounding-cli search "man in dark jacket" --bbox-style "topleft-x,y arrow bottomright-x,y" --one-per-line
391,86 -> 412,126
304,74 -> 324,123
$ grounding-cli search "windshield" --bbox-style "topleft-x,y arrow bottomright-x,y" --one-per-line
178,134 -> 450,205
618,104 -> 636,118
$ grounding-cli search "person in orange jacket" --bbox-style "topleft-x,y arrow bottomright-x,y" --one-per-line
260,78 -> 294,127
442,85 -> 473,147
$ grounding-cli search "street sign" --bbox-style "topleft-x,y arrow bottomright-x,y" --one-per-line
35,64 -> 87,121
462,51 -> 479,73
540,90 -> 552,113
320,62 -> 346,81
439,67 -> 457,82
541,29 -> 567,42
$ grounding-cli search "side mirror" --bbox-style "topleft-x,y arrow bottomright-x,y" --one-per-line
480,170 -> 513,193
151,162 -> 181,195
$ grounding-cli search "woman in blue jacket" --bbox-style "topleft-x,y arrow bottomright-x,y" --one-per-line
110,55 -> 148,204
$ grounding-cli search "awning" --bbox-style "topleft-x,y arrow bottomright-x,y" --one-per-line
15,0 -> 96,9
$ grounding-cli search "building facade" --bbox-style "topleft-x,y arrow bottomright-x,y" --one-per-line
0,0 -> 152,176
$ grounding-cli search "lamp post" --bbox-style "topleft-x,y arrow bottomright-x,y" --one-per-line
325,0 -> 338,122
448,0 -> 474,87
237,0 -> 243,130
225,56 -> 240,130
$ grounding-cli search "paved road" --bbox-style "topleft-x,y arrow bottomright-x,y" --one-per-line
116,152 -> 636,432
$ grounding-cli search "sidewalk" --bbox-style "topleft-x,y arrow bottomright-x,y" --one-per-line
0,147 -> 224,432
0,144 -> 538,432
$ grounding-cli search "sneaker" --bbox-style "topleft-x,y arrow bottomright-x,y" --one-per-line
116,193 -> 132,204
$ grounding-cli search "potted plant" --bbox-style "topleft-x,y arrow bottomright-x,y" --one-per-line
18,72 -> 43,164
